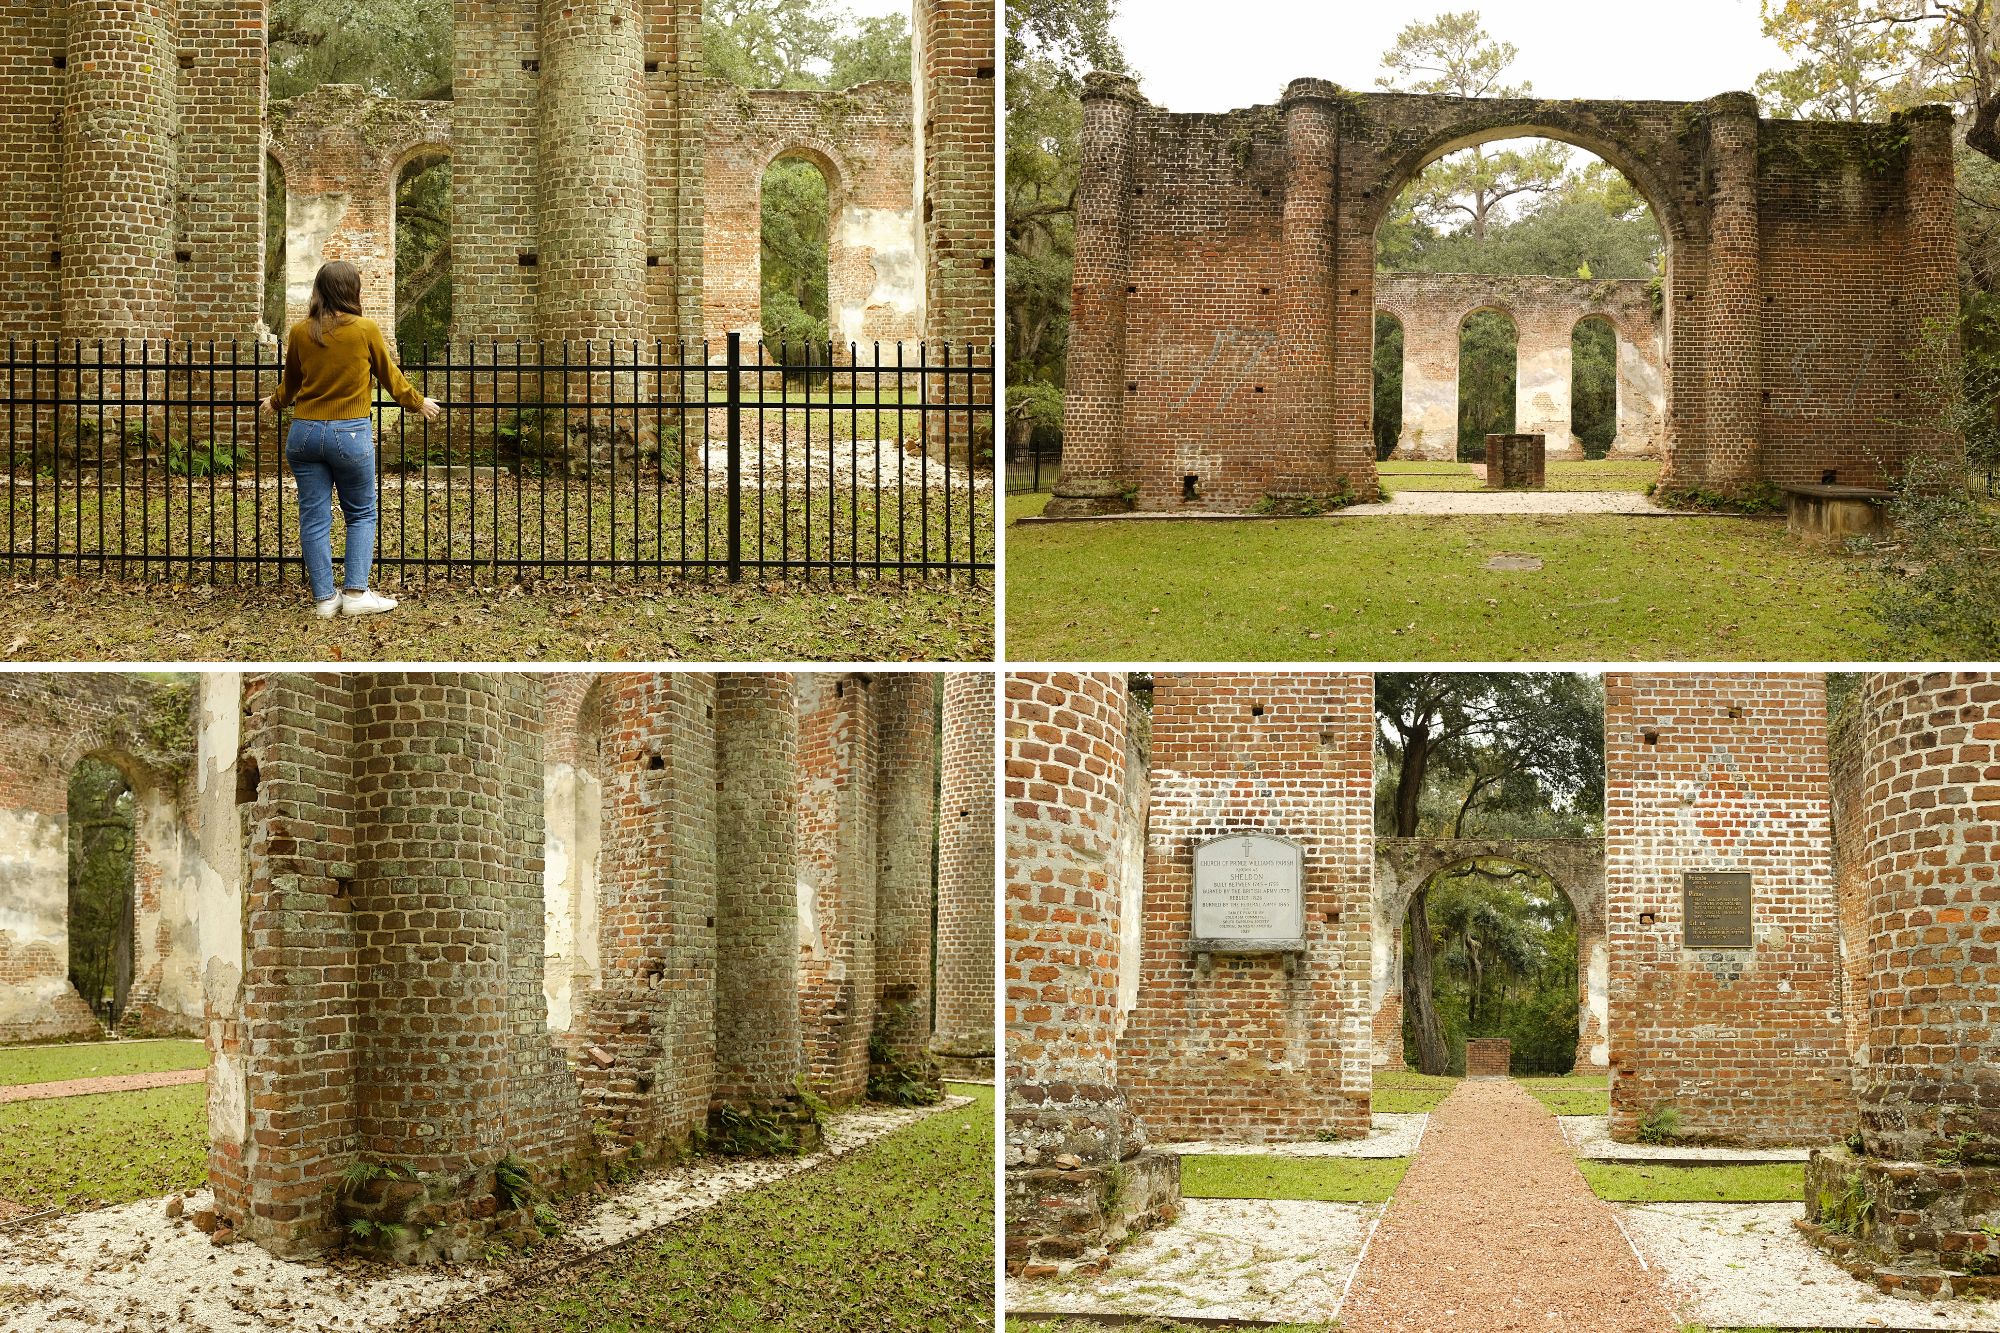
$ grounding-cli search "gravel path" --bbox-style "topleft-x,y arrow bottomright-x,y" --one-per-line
1342,490 -> 1665,516
0,1069 -> 206,1104
1339,1078 -> 1680,1333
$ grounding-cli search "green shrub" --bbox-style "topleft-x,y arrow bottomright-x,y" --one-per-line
1864,454 -> 2000,657
1636,1102 -> 1682,1145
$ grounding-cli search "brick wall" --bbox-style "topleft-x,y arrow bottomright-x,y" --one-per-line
1604,672 -> 1853,1146
702,83 -> 920,349
1375,272 -> 1664,461
935,671 -> 994,1074
266,88 -> 452,349
1827,687 -> 1871,1063
1465,1038 -> 1511,1076
4,2 -> 993,351
1049,86 -> 1959,515
1117,672 -> 1375,1142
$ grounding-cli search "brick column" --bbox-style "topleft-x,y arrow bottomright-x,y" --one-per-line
1276,79 -> 1339,501
1855,673 -> 2000,1162
1802,672 -> 2000,1298
536,0 -> 649,343
350,676 -> 511,1183
933,672 -> 993,1078
61,0 -> 177,341
1698,93 -> 1762,491
1898,105 -> 1962,473
712,673 -> 819,1147
913,0 -> 995,348
1005,671 -> 1177,1274
873,673 -> 940,1087
1048,73 -> 1142,517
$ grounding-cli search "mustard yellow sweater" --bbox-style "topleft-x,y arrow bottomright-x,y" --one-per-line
271,316 -> 426,420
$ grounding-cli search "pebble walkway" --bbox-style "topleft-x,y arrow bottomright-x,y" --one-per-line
1339,1078 -> 1680,1333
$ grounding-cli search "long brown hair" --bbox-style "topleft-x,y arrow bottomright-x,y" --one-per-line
306,261 -> 364,346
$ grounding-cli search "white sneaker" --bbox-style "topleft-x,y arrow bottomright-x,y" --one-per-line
314,595 -> 342,619
340,590 -> 398,616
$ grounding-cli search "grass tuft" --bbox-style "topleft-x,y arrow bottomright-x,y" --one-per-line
1517,1073 -> 1610,1117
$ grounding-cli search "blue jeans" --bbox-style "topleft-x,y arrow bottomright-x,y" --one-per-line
286,417 -> 377,602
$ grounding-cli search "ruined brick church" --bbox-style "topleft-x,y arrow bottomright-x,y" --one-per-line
0,1 -> 994,351
0,669 -> 994,1263
1005,670 -> 2000,1298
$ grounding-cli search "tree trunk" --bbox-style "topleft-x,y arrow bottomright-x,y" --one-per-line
1403,885 -> 1449,1074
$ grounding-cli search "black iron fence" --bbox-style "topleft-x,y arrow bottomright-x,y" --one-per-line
1,334 -> 993,583
1005,432 -> 1061,494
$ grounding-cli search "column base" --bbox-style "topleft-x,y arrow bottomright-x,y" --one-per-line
1799,1147 -> 2000,1300
1043,475 -> 1135,517
1005,1148 -> 1181,1277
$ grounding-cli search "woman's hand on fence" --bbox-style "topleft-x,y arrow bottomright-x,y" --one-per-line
258,395 -> 276,416
419,397 -> 444,421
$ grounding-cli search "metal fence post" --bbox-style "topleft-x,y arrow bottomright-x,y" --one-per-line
726,331 -> 742,582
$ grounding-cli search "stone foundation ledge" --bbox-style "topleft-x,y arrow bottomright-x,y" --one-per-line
1799,1147 -> 2000,1300
1005,1148 -> 1181,1278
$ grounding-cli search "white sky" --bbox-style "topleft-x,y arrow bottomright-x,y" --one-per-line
1109,0 -> 1791,112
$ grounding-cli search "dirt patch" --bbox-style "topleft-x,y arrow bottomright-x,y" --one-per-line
1339,1078 -> 1679,1333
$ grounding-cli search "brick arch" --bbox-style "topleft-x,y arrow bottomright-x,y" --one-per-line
1372,837 -> 1607,1073
1048,77 -> 1959,516
702,82 -> 923,352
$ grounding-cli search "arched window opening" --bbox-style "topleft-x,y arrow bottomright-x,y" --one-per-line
264,155 -> 287,337
1457,310 -> 1517,461
1571,317 -> 1618,460
395,154 -> 452,356
67,758 -> 135,1031
543,685 -> 605,1034
1373,312 -> 1404,461
761,155 -> 831,381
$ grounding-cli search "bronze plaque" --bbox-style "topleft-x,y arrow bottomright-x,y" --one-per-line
1683,871 -> 1753,948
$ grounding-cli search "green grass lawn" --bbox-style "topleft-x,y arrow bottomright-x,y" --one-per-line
1372,1069 -> 1460,1114
1006,508 -> 1883,660
421,1085 -> 995,1332
1179,1153 -> 1409,1203
0,1084 -> 207,1212
0,574 -> 991,663
1578,1161 -> 1805,1203
1517,1073 -> 1611,1117
1379,459 -> 1660,493
0,1039 -> 206,1087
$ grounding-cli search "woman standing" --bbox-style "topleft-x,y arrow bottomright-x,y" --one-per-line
260,260 -> 442,617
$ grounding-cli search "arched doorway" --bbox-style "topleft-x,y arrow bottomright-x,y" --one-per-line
1372,838 -> 1608,1078
1362,121 -> 1681,483
761,151 -> 834,375
1372,311 -> 1404,461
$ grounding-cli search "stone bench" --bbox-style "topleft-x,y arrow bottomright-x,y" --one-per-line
1465,1037 -> 1512,1077
1780,483 -> 1892,540
1484,434 -> 1546,489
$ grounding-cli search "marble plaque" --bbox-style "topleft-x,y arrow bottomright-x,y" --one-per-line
1191,833 -> 1304,952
